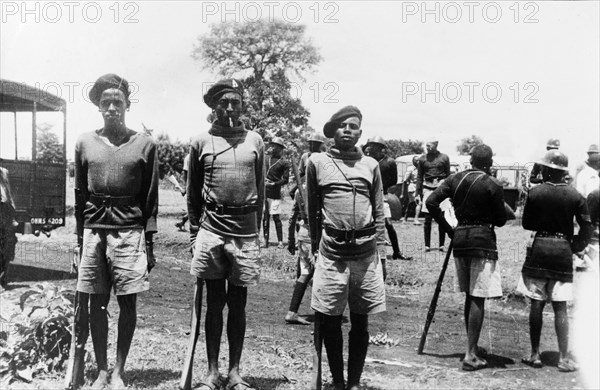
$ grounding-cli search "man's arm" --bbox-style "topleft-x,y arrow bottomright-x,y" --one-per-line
256,139 -> 265,230
491,182 -> 508,228
371,165 -> 386,244
573,195 -> 593,252
73,140 -> 88,243
416,158 -> 424,197
306,159 -> 322,254
187,142 -> 204,239
425,179 -> 454,235
442,154 -> 451,178
140,141 -> 159,235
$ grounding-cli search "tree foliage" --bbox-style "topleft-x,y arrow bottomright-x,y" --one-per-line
155,133 -> 188,179
192,20 -> 321,143
456,135 -> 484,155
36,123 -> 63,164
384,139 -> 424,159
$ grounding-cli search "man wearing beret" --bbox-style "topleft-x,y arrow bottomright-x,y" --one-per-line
427,144 -> 507,371
306,106 -> 386,390
71,73 -> 159,389
416,139 -> 450,252
263,136 -> 290,249
185,79 -> 264,390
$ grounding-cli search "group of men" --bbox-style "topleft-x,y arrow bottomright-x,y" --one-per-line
35,72 -> 595,390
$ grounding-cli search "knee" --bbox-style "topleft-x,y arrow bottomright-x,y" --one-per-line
350,312 -> 369,333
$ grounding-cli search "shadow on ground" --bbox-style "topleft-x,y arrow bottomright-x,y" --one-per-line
9,263 -> 75,283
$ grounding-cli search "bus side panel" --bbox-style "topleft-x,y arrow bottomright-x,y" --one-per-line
32,163 -> 66,228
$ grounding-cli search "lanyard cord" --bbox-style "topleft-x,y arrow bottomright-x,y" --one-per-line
329,156 -> 357,231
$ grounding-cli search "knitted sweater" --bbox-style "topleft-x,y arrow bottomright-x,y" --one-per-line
187,123 -> 264,237
306,147 -> 385,261
74,129 -> 159,232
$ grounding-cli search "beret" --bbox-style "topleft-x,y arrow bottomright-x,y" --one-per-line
323,105 -> 362,138
89,73 -> 130,106
203,78 -> 244,108
470,144 -> 493,162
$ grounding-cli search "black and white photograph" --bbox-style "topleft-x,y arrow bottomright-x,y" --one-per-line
1,1 -> 598,389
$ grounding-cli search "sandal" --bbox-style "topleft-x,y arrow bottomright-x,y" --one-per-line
521,356 -> 543,368
557,359 -> 578,372
226,379 -> 255,390
462,356 -> 488,371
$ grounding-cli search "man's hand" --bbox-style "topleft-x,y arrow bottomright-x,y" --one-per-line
146,240 -> 156,273
415,196 -> 422,205
190,225 -> 199,255
72,245 -> 81,273
444,223 -> 454,239
288,243 -> 296,256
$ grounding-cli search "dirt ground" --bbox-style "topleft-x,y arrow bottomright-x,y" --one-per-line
0,188 -> 591,390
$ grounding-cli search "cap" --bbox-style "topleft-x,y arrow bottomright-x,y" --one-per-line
366,135 -> 386,147
203,79 -> 244,108
269,137 -> 285,148
323,106 -> 362,138
546,138 -> 560,149
89,73 -> 130,106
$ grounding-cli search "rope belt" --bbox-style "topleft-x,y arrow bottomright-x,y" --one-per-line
205,202 -> 259,215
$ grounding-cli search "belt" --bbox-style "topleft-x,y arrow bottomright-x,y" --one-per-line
324,224 -> 376,242
458,220 -> 493,228
205,202 -> 258,215
536,231 -> 567,239
89,194 -> 138,207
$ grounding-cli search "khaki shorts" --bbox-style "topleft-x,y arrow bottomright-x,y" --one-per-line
266,198 -> 282,215
454,257 -> 502,298
191,228 -> 260,286
297,224 -> 313,276
77,228 -> 149,296
311,251 -> 386,316
517,275 -> 572,302
383,198 -> 391,219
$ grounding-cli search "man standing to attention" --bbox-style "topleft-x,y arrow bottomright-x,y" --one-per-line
307,106 -> 386,390
72,73 -> 158,389
186,79 -> 264,390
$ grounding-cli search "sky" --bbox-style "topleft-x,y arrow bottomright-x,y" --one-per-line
1,1 -> 599,167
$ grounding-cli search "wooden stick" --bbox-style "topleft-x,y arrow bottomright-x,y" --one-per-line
417,241 -> 454,354
179,280 -> 203,390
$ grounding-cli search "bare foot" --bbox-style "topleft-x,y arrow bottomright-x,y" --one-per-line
285,312 -> 311,325
110,373 -> 127,390
91,371 -> 109,390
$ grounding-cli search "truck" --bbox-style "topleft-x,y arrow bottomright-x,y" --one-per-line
0,79 -> 67,236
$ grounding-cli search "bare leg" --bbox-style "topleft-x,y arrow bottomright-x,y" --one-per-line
552,301 -> 570,361
111,294 -> 138,390
322,313 -> 344,388
528,299 -> 545,362
464,296 -> 485,363
424,214 -> 432,248
226,283 -> 248,385
347,312 -> 369,390
89,294 -> 110,389
285,274 -> 312,325
273,214 -> 283,246
205,279 -> 227,384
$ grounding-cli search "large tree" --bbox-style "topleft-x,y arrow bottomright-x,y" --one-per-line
192,20 -> 321,142
384,139 -> 424,159
456,135 -> 484,155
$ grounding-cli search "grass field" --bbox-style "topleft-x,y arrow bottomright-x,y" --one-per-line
0,183 -> 585,390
